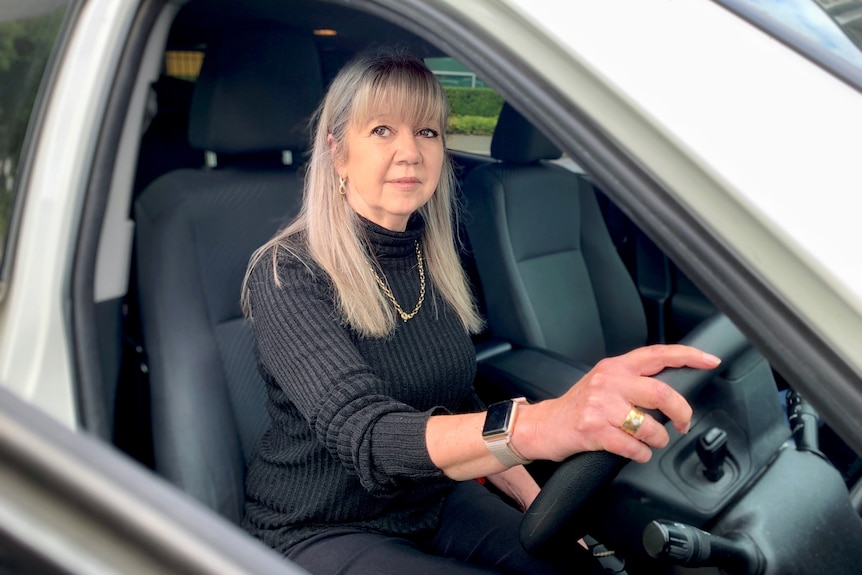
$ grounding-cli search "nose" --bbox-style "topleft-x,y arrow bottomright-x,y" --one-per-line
395,130 -> 421,164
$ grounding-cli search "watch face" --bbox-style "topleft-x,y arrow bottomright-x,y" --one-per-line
482,401 -> 513,437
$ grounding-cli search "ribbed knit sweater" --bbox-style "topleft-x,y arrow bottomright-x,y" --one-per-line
241,215 -> 479,554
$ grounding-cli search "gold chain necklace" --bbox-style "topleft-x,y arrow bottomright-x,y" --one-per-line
370,240 -> 425,322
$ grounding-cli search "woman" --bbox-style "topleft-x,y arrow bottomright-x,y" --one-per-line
240,48 -> 720,574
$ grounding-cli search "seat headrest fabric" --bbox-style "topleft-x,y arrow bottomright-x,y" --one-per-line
490,102 -> 562,164
188,29 -> 324,155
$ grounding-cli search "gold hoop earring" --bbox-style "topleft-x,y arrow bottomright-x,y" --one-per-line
338,176 -> 347,195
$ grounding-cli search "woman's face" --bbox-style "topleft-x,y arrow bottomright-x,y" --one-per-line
336,110 -> 444,232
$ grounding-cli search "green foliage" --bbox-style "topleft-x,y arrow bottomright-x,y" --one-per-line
444,87 -> 503,136
0,10 -> 66,157
446,115 -> 497,136
444,87 -> 503,119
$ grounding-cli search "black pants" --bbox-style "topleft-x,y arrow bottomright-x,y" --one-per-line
285,480 -> 604,574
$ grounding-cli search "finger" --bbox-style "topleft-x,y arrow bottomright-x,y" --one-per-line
618,409 -> 671,449
615,344 -> 722,377
607,410 -> 672,463
604,430 -> 654,463
618,377 -> 693,433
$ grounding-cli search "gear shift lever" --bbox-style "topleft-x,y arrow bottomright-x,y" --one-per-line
696,426 -> 729,482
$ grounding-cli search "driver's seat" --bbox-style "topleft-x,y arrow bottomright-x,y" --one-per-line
462,103 -> 647,397
134,28 -> 323,522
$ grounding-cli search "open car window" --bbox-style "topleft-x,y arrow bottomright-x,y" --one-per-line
426,56 -> 501,156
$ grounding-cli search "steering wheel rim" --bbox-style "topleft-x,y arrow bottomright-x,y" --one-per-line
519,312 -> 752,555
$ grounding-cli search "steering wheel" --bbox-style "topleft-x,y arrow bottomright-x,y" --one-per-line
520,312 -> 752,555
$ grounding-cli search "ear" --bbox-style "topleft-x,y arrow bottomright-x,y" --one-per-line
327,133 -> 345,172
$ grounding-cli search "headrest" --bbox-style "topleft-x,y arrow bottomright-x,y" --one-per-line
490,102 -> 562,164
188,29 -> 324,156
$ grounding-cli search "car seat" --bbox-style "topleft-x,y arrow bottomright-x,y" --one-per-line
132,74 -> 201,197
461,103 -> 647,399
133,28 -> 323,523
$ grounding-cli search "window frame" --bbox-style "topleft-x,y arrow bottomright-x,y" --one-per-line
0,1 -> 74,299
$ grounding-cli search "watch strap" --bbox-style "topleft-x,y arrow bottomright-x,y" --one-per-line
485,435 -> 532,467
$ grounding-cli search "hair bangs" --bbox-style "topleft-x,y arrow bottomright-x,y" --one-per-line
352,58 -> 448,131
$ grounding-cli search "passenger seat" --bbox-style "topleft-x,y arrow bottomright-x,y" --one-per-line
133,29 -> 323,523
462,103 -> 647,401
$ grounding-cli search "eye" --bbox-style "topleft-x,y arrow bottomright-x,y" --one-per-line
416,128 -> 439,138
371,125 -> 391,137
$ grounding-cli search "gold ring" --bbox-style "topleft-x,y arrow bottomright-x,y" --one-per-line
621,407 -> 646,436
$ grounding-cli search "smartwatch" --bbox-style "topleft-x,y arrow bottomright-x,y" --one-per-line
482,397 -> 531,467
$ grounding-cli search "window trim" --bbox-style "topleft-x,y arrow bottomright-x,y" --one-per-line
0,1 -> 77,300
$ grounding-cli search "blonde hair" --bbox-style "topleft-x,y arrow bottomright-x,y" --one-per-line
242,48 -> 483,338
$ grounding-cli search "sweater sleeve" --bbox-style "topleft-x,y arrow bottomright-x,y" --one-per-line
246,251 -> 447,494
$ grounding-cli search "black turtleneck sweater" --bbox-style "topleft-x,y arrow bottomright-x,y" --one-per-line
241,216 -> 479,553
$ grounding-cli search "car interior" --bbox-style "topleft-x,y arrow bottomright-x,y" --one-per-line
69,0 -> 862,572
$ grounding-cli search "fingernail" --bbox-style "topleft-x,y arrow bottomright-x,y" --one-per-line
682,421 -> 691,434
703,352 -> 722,366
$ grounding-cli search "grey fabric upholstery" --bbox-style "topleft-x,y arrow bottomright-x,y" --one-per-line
490,103 -> 563,164
188,29 -> 323,155
134,28 -> 322,523
462,103 -> 647,369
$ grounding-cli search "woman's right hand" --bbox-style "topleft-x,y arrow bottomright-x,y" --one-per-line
513,344 -> 722,464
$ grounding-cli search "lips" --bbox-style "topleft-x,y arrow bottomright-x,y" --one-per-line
388,177 -> 421,190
